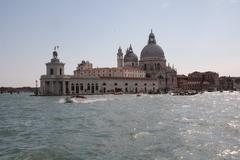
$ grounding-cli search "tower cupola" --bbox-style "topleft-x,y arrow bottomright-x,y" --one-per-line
46,46 -> 65,76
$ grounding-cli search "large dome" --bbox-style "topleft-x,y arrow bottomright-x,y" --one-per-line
124,45 -> 138,62
141,44 -> 165,60
140,30 -> 165,61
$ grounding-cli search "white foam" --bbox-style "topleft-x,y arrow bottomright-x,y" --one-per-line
80,98 -> 109,104
182,105 -> 190,108
58,98 -> 66,104
58,97 -> 114,104
217,149 -> 240,157
131,131 -> 151,139
227,120 -> 240,129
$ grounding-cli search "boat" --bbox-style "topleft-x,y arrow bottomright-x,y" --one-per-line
136,93 -> 142,97
113,92 -> 123,95
72,95 -> 87,99
65,97 -> 73,103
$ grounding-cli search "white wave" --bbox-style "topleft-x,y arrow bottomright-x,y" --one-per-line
58,98 -> 66,104
227,120 -> 240,129
181,105 -> 190,108
217,149 -> 240,157
80,98 -> 110,104
186,129 -> 210,135
181,117 -> 191,122
131,131 -> 151,139
58,97 -> 114,104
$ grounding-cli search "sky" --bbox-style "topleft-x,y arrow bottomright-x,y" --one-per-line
0,0 -> 240,87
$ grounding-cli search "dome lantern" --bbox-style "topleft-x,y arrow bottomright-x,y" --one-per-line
148,29 -> 156,45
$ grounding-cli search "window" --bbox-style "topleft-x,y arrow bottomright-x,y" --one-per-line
125,83 -> 128,86
50,68 -> 54,75
60,68 -> 62,75
76,84 -> 79,94
80,83 -> 83,90
71,84 -> 74,91
114,83 -> 118,86
95,83 -> 98,91
87,83 -> 90,90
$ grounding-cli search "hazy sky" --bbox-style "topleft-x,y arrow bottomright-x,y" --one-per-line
0,0 -> 240,87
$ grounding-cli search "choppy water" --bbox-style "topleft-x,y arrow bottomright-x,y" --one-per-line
0,92 -> 239,160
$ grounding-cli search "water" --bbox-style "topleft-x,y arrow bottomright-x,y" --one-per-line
0,92 -> 239,160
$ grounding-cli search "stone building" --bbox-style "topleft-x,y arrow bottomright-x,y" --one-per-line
219,76 -> 240,91
177,71 -> 219,91
40,31 -> 177,95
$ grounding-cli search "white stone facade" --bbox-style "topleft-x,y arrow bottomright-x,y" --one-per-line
40,31 -> 177,95
40,76 -> 158,95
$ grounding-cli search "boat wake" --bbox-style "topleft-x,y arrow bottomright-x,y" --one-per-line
58,97 -> 114,104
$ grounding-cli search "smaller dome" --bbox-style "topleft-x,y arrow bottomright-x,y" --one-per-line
124,45 -> 138,62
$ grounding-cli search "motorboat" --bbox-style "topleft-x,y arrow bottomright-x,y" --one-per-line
72,95 -> 87,99
65,97 -> 73,103
136,93 -> 142,97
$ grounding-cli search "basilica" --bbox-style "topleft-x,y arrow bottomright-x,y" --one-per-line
40,30 -> 177,95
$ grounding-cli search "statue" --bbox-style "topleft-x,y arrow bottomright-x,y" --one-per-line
53,46 -> 59,58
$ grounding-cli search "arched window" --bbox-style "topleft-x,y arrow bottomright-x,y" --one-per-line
71,84 -> 74,91
135,87 -> 138,93
80,83 -> 83,90
76,84 -> 79,94
50,68 -> 54,75
95,83 -> 99,91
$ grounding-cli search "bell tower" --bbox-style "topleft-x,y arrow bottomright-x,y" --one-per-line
117,46 -> 123,68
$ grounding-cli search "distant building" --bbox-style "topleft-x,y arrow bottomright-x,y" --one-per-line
219,76 -> 240,91
40,31 -> 177,95
177,71 -> 219,91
